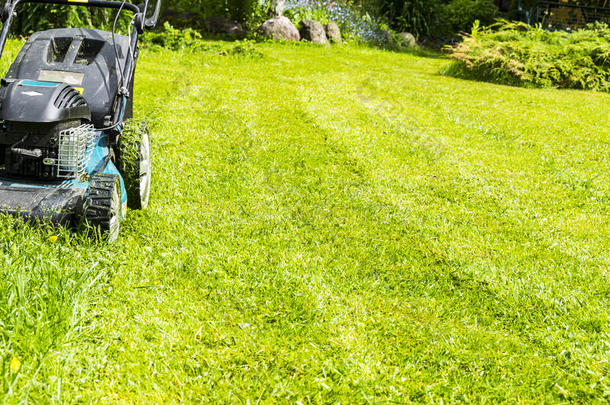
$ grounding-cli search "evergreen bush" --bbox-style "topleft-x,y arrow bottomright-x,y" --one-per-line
444,20 -> 610,92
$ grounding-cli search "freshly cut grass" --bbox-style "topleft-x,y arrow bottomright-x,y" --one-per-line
0,38 -> 609,402
445,20 -> 610,91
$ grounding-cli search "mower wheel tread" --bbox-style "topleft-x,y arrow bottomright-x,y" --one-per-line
84,174 -> 121,241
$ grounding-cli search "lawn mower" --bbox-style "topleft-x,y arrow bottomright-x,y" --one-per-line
0,0 -> 161,241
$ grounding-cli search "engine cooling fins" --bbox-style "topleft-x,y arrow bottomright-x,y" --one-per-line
54,86 -> 87,109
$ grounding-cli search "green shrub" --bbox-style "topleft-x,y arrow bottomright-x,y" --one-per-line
284,3 -> 332,26
366,0 -> 499,38
142,22 -> 204,50
443,0 -> 498,34
444,20 -> 610,92
163,0 -> 258,26
142,22 -> 263,57
367,0 -> 446,38
8,1 -> 258,34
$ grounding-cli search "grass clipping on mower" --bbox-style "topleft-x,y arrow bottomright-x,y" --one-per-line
118,119 -> 143,205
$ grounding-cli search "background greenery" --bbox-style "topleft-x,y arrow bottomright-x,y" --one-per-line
10,0 -> 610,40
8,0 -> 262,33
364,0 -> 499,38
9,3 -> 130,34
0,37 -> 608,402
8,0 -> 502,40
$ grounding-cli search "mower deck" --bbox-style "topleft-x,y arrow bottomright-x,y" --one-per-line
0,178 -> 86,226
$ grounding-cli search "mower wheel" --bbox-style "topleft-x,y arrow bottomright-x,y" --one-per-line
117,120 -> 151,210
84,174 -> 122,243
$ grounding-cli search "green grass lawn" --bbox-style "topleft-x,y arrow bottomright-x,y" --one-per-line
0,39 -> 608,403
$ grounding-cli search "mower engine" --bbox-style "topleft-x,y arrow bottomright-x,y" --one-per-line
0,79 -> 94,181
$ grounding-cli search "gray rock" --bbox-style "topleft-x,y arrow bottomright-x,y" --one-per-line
397,32 -> 417,48
299,19 -> 327,44
258,16 -> 300,41
258,17 -> 301,41
324,22 -> 341,43
205,16 -> 245,38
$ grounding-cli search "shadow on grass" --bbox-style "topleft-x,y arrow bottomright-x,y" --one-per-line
199,31 -> 446,59
438,60 -> 540,89
385,45 -> 445,59
0,211 -> 113,247
345,39 -> 446,59
439,60 -> 610,96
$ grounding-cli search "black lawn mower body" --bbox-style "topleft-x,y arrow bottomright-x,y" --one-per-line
0,0 -> 161,240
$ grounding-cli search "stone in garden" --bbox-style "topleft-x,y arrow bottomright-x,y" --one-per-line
299,19 -> 327,44
397,32 -> 417,48
258,16 -> 300,41
205,16 -> 245,38
324,22 -> 341,43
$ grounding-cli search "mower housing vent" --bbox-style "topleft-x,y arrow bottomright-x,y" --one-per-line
54,86 -> 87,109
